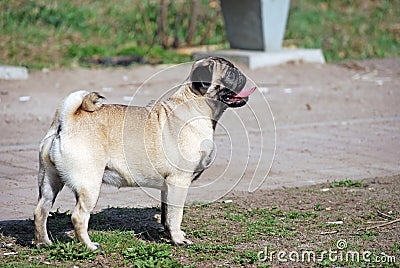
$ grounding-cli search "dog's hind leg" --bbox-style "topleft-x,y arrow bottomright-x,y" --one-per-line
161,189 -> 167,228
34,161 -> 64,247
70,172 -> 103,251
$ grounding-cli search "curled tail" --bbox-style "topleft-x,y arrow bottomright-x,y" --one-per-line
40,91 -> 104,148
60,90 -> 104,125
81,91 -> 105,112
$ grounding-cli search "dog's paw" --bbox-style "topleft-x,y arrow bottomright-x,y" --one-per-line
171,230 -> 193,246
175,238 -> 193,246
87,242 -> 101,251
36,241 -> 52,249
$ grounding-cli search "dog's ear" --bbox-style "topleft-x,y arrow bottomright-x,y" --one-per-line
189,59 -> 214,95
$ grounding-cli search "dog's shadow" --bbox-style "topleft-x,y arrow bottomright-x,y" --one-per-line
0,207 -> 164,247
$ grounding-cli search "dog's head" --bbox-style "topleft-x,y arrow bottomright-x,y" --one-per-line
187,57 -> 256,108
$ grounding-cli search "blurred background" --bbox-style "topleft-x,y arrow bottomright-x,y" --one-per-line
0,0 -> 399,69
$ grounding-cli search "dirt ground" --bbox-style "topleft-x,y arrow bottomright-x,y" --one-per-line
0,175 -> 398,267
183,175 -> 400,267
0,58 -> 399,222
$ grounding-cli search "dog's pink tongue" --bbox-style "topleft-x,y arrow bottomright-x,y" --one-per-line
234,86 -> 256,98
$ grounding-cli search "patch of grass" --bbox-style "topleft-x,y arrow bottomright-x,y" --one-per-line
48,241 -> 98,262
331,179 -> 363,188
189,201 -> 210,207
1,0 -> 399,68
231,250 -> 260,265
122,242 -> 181,267
285,211 -> 318,220
355,230 -> 378,241
49,229 -> 182,266
183,243 -> 236,262
0,0 -> 222,68
286,0 -> 400,62
393,241 -> 400,255
314,203 -> 323,211
190,228 -> 220,240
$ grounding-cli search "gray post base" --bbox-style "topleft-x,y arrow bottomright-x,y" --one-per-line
193,49 -> 325,69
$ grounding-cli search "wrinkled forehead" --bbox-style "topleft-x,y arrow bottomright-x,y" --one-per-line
212,58 -> 246,90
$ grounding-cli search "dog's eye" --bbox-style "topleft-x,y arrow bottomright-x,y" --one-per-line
223,70 -> 237,89
227,70 -> 236,81
201,82 -> 211,88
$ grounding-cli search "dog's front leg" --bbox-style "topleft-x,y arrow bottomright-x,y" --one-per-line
163,179 -> 192,246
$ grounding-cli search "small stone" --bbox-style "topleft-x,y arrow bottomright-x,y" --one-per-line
283,88 -> 292,94
326,220 -> 343,225
19,96 -> 30,102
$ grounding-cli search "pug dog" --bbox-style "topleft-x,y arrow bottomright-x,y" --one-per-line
34,57 -> 256,250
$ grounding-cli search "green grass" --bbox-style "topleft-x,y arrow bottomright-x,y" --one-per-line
122,242 -> 181,267
0,0 -> 222,68
331,179 -> 363,188
46,232 -> 184,267
0,0 -> 399,69
47,241 -> 99,262
285,0 -> 400,62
